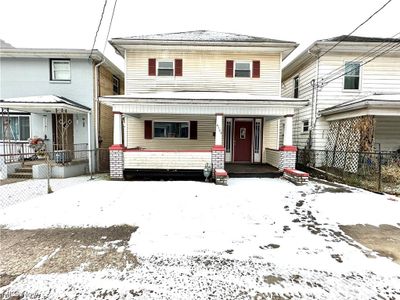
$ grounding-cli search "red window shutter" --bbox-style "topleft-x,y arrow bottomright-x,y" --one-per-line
148,59 -> 156,76
226,60 -> 234,77
144,120 -> 152,139
190,121 -> 198,140
252,60 -> 260,78
175,59 -> 183,76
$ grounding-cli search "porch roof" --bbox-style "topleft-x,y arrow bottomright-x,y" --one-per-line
320,93 -> 400,121
100,91 -> 308,116
0,95 -> 91,114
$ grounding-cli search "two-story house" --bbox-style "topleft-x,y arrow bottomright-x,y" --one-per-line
282,36 -> 400,161
101,30 -> 308,180
0,43 -> 124,176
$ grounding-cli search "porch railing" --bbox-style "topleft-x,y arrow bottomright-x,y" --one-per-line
0,141 -> 33,163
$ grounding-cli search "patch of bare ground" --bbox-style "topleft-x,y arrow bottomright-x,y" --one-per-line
0,225 -> 138,288
340,224 -> 400,264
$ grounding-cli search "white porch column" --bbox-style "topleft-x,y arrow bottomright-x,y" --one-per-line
283,114 -> 293,146
215,113 -> 223,145
113,112 -> 123,145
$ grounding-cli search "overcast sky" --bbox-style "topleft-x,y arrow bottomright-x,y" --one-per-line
1,0 -> 399,70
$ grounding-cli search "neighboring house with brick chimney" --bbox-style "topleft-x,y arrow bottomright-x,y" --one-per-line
282,36 -> 400,155
100,30 -> 308,180
0,44 -> 124,177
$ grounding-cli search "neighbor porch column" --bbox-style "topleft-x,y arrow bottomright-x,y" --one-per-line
279,114 -> 297,170
113,112 -> 123,145
109,112 -> 125,180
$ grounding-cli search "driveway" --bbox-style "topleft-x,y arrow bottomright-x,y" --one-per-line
0,178 -> 399,299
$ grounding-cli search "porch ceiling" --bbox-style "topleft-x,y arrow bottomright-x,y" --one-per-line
100,92 -> 308,116
0,95 -> 90,114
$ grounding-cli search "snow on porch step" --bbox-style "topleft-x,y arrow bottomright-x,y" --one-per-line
283,168 -> 309,185
214,168 -> 228,186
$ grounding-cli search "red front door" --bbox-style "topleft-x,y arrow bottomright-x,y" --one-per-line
234,121 -> 252,162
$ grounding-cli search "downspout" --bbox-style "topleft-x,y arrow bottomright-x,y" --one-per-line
93,57 -> 105,172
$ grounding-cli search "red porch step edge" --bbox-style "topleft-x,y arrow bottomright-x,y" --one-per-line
283,168 -> 309,177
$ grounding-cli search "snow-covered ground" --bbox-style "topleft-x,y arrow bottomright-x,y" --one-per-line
1,178 -> 399,299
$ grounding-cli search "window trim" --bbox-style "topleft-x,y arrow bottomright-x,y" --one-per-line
156,59 -> 175,77
50,59 -> 71,82
152,120 -> 190,139
293,75 -> 300,98
343,61 -> 361,91
0,114 -> 31,142
234,61 -> 252,78
112,75 -> 120,95
302,119 -> 310,133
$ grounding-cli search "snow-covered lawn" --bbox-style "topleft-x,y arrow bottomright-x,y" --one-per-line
1,178 -> 399,299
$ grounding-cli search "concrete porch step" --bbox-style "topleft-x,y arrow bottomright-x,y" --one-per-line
15,167 -> 33,173
8,172 -> 33,179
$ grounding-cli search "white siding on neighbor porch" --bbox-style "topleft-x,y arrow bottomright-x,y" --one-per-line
124,151 -> 211,170
375,116 -> 400,151
125,114 -> 219,150
264,148 -> 280,169
125,48 -> 282,96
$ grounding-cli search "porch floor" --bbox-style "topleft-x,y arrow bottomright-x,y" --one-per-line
225,163 -> 282,178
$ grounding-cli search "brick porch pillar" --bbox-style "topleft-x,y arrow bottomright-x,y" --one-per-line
278,146 -> 297,170
212,113 -> 225,171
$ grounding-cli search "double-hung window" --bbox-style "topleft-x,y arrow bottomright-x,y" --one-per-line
344,62 -> 361,90
112,75 -> 120,94
0,115 -> 30,141
234,62 -> 251,77
50,59 -> 71,81
302,120 -> 309,132
157,60 -> 174,76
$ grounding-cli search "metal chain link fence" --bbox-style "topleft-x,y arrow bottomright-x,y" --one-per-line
0,148 -> 110,209
297,148 -> 400,195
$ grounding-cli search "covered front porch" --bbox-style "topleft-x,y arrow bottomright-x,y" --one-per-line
0,95 -> 93,179
101,92 -> 307,181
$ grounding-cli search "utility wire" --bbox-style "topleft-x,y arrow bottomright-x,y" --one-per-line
89,0 -> 108,59
319,0 -> 392,58
103,0 -> 118,54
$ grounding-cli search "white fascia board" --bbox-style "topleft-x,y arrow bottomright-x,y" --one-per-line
0,103 -> 90,114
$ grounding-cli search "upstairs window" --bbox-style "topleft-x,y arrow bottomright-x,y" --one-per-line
158,60 -> 174,76
148,59 -> 183,76
112,75 -> 120,95
344,62 -> 360,90
50,59 -> 71,81
235,62 -> 251,77
293,76 -> 299,98
226,60 -> 260,78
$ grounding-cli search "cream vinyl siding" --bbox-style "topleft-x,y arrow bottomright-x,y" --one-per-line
125,50 -> 281,95
125,114 -> 218,150
375,116 -> 400,151
263,119 -> 280,162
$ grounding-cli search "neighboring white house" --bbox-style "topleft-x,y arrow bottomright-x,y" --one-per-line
282,36 -> 400,154
0,43 -> 124,176
101,30 -> 308,180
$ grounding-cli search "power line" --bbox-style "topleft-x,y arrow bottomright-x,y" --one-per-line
319,0 -> 392,59
89,0 -> 108,59
103,0 -> 118,54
